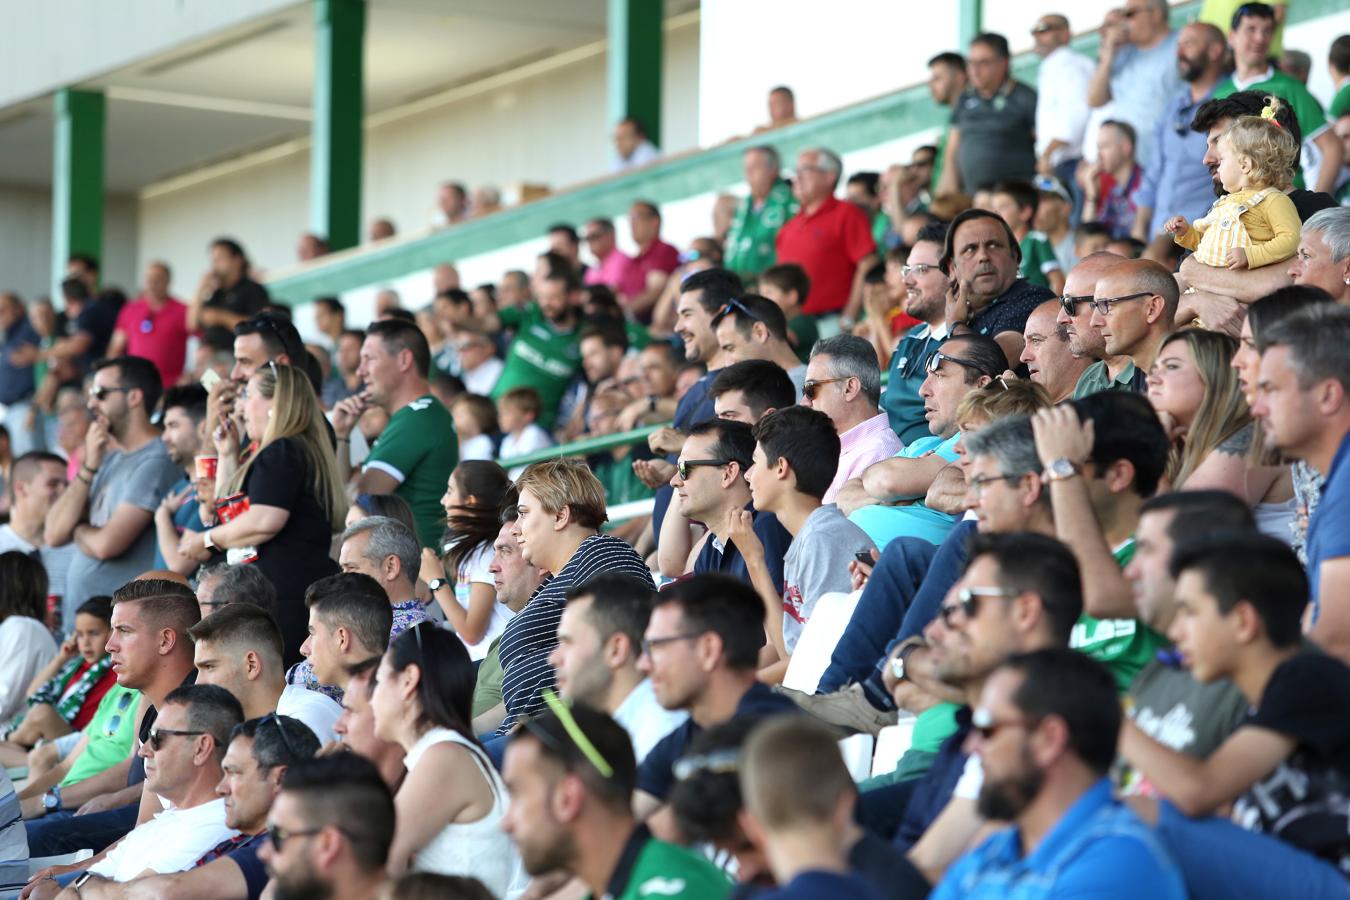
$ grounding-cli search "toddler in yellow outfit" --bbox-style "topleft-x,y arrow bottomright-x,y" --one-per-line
1167,97 -> 1301,271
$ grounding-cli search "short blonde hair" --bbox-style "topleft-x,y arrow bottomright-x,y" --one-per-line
1221,97 -> 1298,190
514,458 -> 608,529
955,379 -> 1051,427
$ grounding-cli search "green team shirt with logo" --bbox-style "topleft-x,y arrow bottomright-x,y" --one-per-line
1018,231 -> 1061,289
492,304 -> 581,429
364,394 -> 457,548
724,180 -> 798,280
1071,539 -> 1169,692
597,834 -> 731,900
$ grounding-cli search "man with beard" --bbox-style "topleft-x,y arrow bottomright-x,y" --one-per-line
500,704 -> 730,900
548,574 -> 687,764
888,533 -> 1082,884
931,648 -> 1185,899
881,222 -> 953,443
257,754 -> 393,900
486,267 -> 582,430
1130,23 -> 1228,247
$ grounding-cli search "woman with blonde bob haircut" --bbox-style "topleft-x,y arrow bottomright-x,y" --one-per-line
490,458 -> 652,744
179,363 -> 348,658
1146,329 -> 1294,539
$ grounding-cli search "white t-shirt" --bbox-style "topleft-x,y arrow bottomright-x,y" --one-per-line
462,357 -> 504,397
501,425 -> 555,478
612,679 -> 688,764
450,543 -> 515,661
460,434 -> 496,462
0,617 -> 57,723
90,797 -> 236,881
278,683 -> 344,745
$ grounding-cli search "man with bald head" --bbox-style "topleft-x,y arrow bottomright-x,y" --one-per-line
1020,300 -> 1092,403
1085,258 -> 1178,394
1057,253 -> 1144,397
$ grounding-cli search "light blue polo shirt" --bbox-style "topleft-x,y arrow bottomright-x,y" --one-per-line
847,432 -> 961,549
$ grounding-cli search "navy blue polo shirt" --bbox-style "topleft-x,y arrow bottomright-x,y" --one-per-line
693,508 -> 792,594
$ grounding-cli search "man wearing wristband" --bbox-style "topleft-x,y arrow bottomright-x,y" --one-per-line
44,357 -> 181,617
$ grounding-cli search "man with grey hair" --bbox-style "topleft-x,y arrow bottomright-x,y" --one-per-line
777,147 -> 878,321
336,516 -> 430,634
195,562 -> 277,620
1289,207 -> 1350,304
725,145 -> 799,281
802,334 -> 900,504
1253,304 -> 1350,662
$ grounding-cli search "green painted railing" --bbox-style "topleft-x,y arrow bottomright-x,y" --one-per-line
498,422 -> 663,470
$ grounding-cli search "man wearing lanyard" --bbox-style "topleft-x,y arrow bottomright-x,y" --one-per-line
881,223 -> 951,445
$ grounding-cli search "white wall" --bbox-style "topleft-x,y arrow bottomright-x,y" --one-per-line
0,0 -> 302,108
135,17 -> 702,295
697,0 -> 961,146
0,183 -> 138,301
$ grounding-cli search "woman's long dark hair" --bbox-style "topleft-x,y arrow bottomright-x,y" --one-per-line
0,551 -> 47,622
387,623 -> 477,744
441,461 -> 510,575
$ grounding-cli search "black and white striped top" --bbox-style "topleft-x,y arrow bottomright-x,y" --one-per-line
496,534 -> 653,734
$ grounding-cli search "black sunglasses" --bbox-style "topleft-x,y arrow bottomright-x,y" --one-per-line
713,298 -> 763,327
925,352 -> 986,376
147,728 -> 205,752
676,458 -> 731,480
88,385 -> 130,402
937,586 -> 1017,627
258,713 -> 299,762
267,823 -> 324,852
1058,293 -> 1095,316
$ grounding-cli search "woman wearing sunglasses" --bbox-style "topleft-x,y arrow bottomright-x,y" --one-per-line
371,624 -> 527,897
178,365 -> 347,661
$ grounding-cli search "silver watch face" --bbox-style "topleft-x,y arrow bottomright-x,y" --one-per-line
891,656 -> 906,681
1048,458 -> 1077,478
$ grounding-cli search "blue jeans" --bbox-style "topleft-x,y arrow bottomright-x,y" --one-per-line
479,732 -> 508,769
817,538 -> 939,694
25,803 -> 138,857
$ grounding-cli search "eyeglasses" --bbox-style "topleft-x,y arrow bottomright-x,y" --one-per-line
88,386 -> 129,401
676,458 -> 731,480
1089,292 -> 1153,316
640,632 -> 703,657
901,264 -> 937,279
521,690 -> 615,778
968,472 -> 1024,496
971,706 -> 1036,741
713,298 -> 762,327
1030,22 -> 1059,34
802,376 -> 851,400
267,823 -> 325,853
926,352 -> 986,376
1058,293 -> 1095,316
147,728 -> 205,752
938,586 -> 1017,627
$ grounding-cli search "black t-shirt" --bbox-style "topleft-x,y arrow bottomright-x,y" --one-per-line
244,438 -> 338,660
1290,189 -> 1338,222
847,831 -> 931,900
73,296 -> 119,365
1235,650 -> 1350,875
204,278 -> 270,318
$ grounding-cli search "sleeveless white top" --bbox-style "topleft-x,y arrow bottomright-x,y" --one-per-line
405,727 -> 527,898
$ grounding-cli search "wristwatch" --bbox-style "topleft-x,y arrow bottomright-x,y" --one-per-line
427,578 -> 448,593
43,784 -> 61,812
203,529 -> 217,551
889,639 -> 926,682
1042,458 -> 1082,483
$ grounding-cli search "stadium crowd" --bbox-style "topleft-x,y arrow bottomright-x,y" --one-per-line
0,2 -> 1348,898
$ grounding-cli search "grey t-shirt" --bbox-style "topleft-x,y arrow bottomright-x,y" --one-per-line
781,504 -> 875,652
65,439 -> 181,609
1129,658 -> 1249,759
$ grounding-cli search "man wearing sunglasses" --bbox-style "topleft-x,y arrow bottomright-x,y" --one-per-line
68,715 -> 319,900
1087,0 -> 1180,170
1053,253 -> 1132,399
30,686 -> 245,896
711,295 -> 807,397
661,419 -> 790,589
1082,258 -> 1178,396
883,534 -> 1084,882
258,755 -> 395,900
47,357 -> 182,612
932,649 -> 1186,899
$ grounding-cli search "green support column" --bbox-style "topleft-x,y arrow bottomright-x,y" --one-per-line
958,0 -> 984,47
607,0 -> 663,147
311,0 -> 365,253
51,88 -> 105,303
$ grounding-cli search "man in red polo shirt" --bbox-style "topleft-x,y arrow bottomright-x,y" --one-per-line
107,261 -> 190,388
617,200 -> 681,324
776,147 -> 878,321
